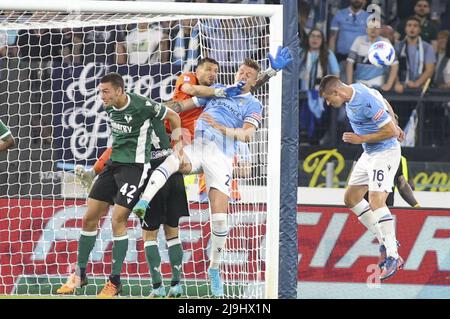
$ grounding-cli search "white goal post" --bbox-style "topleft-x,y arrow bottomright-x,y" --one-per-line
0,0 -> 283,298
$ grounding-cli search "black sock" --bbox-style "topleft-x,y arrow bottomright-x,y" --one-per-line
79,267 -> 86,280
171,280 -> 179,287
152,282 -> 162,289
109,274 -> 121,286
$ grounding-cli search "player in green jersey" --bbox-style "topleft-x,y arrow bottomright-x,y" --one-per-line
57,72 -> 182,297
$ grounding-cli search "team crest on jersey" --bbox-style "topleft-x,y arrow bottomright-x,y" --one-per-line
153,103 -> 162,115
124,114 -> 133,123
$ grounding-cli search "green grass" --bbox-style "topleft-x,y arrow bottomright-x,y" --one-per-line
4,275 -> 251,298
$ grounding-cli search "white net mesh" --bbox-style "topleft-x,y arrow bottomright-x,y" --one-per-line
0,9 -> 274,298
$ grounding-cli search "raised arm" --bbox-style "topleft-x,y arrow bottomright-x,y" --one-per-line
251,46 -> 293,93
182,82 -> 245,98
163,98 -> 197,113
181,84 -> 220,97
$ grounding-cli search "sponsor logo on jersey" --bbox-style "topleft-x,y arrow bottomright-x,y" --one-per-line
151,148 -> 173,160
110,120 -> 132,133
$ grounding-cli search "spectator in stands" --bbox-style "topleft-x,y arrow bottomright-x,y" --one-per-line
394,16 -> 436,93
299,28 -> 340,144
61,28 -> 83,66
437,32 -> 450,89
439,1 -> 450,31
0,30 -> 7,80
201,18 -> 263,80
395,0 -> 439,51
300,28 -> 340,90
379,24 -> 396,44
0,11 -> 29,58
328,0 -> 370,64
298,0 -> 311,44
169,19 -> 200,66
369,0 -> 398,27
17,29 -> 65,144
122,22 -> 169,65
80,25 -> 125,65
346,20 -> 399,91
433,30 -> 449,87
17,29 -> 64,69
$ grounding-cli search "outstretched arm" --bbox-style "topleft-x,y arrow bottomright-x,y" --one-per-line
163,99 -> 197,113
181,82 -> 244,98
251,46 -> 293,93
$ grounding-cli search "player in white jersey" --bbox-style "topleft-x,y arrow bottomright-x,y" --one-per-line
319,75 -> 404,281
132,59 -> 264,296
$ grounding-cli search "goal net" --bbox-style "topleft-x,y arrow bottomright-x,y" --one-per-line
0,1 -> 283,298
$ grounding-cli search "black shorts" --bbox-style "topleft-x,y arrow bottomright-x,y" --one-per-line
140,172 -> 189,231
89,161 -> 149,210
386,159 -> 405,207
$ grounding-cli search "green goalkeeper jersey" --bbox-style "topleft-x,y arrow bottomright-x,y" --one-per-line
0,119 -> 12,141
106,93 -> 167,164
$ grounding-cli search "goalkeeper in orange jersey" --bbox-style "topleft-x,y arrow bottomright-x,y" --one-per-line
168,47 -> 293,202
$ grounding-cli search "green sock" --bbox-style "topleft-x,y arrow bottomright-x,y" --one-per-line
168,238 -> 183,283
77,231 -> 97,270
111,235 -> 128,276
145,241 -> 162,286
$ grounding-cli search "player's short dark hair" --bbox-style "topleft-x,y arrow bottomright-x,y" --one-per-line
318,75 -> 342,97
241,58 -> 260,73
197,57 -> 220,69
100,72 -> 125,90
415,0 -> 430,6
405,16 -> 422,27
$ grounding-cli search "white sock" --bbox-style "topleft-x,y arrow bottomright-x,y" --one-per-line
350,199 -> 383,245
141,154 -> 180,201
374,206 -> 399,259
209,213 -> 228,269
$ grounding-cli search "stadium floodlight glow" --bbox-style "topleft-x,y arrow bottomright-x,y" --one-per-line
0,0 -> 283,299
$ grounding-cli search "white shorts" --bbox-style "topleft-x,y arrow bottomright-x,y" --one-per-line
183,140 -> 233,197
348,146 -> 401,192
